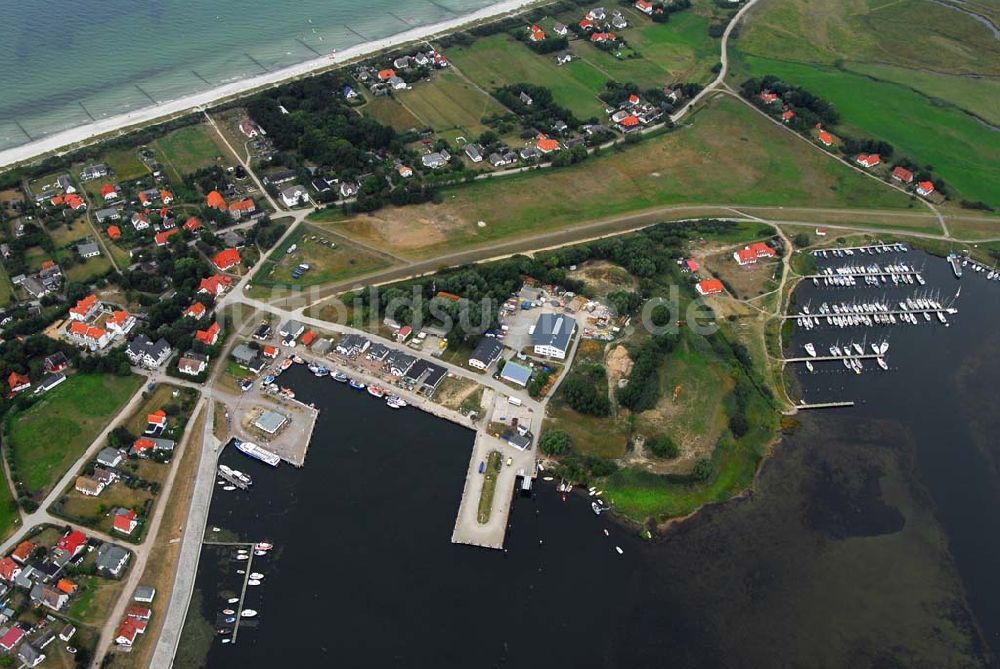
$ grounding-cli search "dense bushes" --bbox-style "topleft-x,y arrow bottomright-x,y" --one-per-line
561,364 -> 611,416
647,434 -> 679,459
540,429 -> 572,455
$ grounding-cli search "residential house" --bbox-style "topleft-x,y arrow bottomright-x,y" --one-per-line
818,130 -> 834,146
782,109 -> 795,122
397,165 -> 413,178
183,216 -> 202,232
178,351 -> 209,376
198,274 -> 233,296
113,509 -> 139,536
279,320 -> 305,340
33,373 -> 66,395
206,190 -> 227,210
611,11 -> 627,29
106,225 -> 122,241
280,185 -> 310,208
536,136 -> 560,154
56,530 -> 87,559
77,240 -> 101,258
464,144 -> 483,163
37,584 -> 69,612
0,558 -> 20,583
386,351 -> 416,377
555,53 -> 572,66
0,627 -> 24,652
500,361 -> 532,387
232,343 -> 259,368
66,321 -> 111,349
115,617 -> 146,647
856,153 -> 881,168
335,334 -> 370,357
17,643 -> 45,668
43,352 -> 68,374
916,181 -> 935,197
130,212 -> 150,231
587,7 -> 607,20
553,22 -> 568,35
469,338 -> 504,370
195,322 -> 221,346
134,586 -> 156,603
7,372 -> 30,394
421,150 -> 451,169
891,166 -> 914,184
733,242 -> 777,266
696,278 -> 724,296
96,543 -> 131,579
212,248 -> 241,272
106,310 -> 136,337
95,207 -> 120,224
69,294 -> 100,321
11,541 -> 33,564
100,183 -> 118,201
635,0 -> 653,14
340,181 -> 359,198
59,625 -> 77,642
97,447 -> 124,468
154,228 -> 179,247
366,343 -> 390,361
531,313 -> 576,359
125,334 -> 172,369
80,164 -> 109,181
519,91 -> 533,106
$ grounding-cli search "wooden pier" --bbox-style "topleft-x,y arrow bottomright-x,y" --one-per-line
796,401 -> 855,410
804,270 -> 919,279
812,243 -> 906,254
783,307 -> 952,320
783,353 -> 881,363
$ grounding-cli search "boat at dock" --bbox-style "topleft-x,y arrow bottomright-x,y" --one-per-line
280,358 -> 293,371
249,572 -> 264,580
332,371 -> 348,383
247,579 -> 261,586
805,360 -> 814,373
255,542 -> 273,551
233,439 -> 281,467
348,379 -> 366,390
592,501 -> 604,515
241,609 -> 258,618
386,395 -> 407,408
803,342 -> 816,357
367,385 -> 385,398
949,253 -> 963,278
292,355 -> 305,364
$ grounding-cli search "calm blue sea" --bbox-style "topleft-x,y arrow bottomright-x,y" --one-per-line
0,0 -> 499,152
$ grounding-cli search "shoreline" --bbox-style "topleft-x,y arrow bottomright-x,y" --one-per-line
0,0 -> 542,171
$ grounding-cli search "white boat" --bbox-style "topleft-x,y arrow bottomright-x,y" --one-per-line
367,385 -> 385,398
386,396 -> 407,409
247,579 -> 261,586
255,542 -> 273,551
235,555 -> 249,561
603,529 -> 609,536
222,609 -> 235,615
877,357 -> 888,370
592,501 -> 603,515
228,598 -> 239,604
615,546 -> 624,555
852,342 -> 864,355
254,550 -> 268,556
222,639 -> 232,644
234,440 -> 281,467
543,476 -> 554,481
236,570 -> 245,575
241,609 -> 258,618
805,360 -> 814,373
804,342 -> 816,357
223,485 -> 236,491
250,572 -> 264,580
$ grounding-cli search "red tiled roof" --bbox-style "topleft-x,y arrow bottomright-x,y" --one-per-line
56,530 -> 86,556
109,310 -> 131,329
69,321 -> 107,341
195,321 -> 221,345
818,130 -> 833,146
537,137 -> 560,152
57,578 -> 76,594
154,228 -> 179,246
620,115 -> 640,127
70,294 -> 98,318
0,627 -> 23,650
213,248 -> 241,271
100,184 -> 117,198
160,190 -> 173,202
147,409 -> 166,425
378,68 -> 396,80
11,541 -> 33,563
263,345 -> 278,358
183,216 -> 202,232
891,166 -> 913,183
127,605 -> 151,620
917,180 -> 935,195
133,438 -> 155,454
696,279 -> 724,296
229,198 -> 256,213
0,557 -> 19,581
8,371 -> 30,389
185,302 -> 206,319
65,194 -> 86,209
199,274 -> 233,295
107,225 -> 121,239
300,330 -> 316,345
781,109 -> 794,121
206,191 -> 226,209
113,509 -> 137,534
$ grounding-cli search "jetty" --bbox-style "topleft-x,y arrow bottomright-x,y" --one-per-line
796,401 -> 855,410
783,353 -> 881,363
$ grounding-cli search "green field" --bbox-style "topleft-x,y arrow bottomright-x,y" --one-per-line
396,70 -> 507,135
47,219 -> 92,247
7,374 -> 143,499
563,8 -> 719,89
151,124 -> 231,181
447,33 -> 608,120
64,254 -> 114,282
363,94 -> 426,132
0,263 -> 14,307
99,146 -> 148,181
338,95 -> 914,258
252,224 -> 393,292
738,55 -> 1000,206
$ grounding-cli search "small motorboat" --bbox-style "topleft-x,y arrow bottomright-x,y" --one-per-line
332,371 -> 348,383
292,355 -> 304,364
255,542 -> 273,551
241,609 -> 258,618
222,639 -> 232,644
592,501 -> 604,515
367,385 -> 385,398
543,476 -> 554,482
222,609 -> 235,615
223,616 -> 236,624
280,358 -> 293,371
254,550 -> 268,556
223,485 -> 236,491
249,572 -> 264,580
235,555 -> 249,561
603,529 -> 609,537
348,379 -> 366,390
615,546 -> 624,555
247,579 -> 261,586
227,598 -> 239,604
236,570 -> 245,575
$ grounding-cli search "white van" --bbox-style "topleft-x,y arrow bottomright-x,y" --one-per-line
507,396 -> 522,407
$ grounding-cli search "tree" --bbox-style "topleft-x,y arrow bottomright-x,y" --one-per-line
539,430 -> 572,456
793,233 -> 809,248
648,434 -> 679,459
692,458 -> 713,481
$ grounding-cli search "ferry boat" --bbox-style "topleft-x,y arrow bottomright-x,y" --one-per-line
366,385 -> 385,398
332,371 -> 348,383
348,379 -> 366,390
234,439 -> 281,467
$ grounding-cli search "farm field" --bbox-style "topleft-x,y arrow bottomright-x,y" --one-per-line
332,95 -> 913,258
6,374 -> 143,499
446,33 -> 608,120
396,70 -> 507,136
737,55 -> 1000,206
150,123 -> 232,181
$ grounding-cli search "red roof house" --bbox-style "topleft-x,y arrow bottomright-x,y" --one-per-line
57,578 -> 77,594
154,228 -> 179,247
127,605 -> 152,620
69,294 -> 99,321
636,0 -> 653,12
195,322 -> 221,346
113,509 -> 138,535
107,225 -> 122,240
855,153 -> 881,168
184,302 -> 206,319
378,68 -> 396,81
8,372 -> 30,393
132,438 -> 155,456
0,557 -> 20,582
115,617 -> 147,646
100,184 -> 117,200
818,130 -> 833,146
183,216 -> 202,232
696,279 -> 724,296
536,136 -> 560,153
213,248 -> 241,271
206,191 -> 227,210
0,627 -> 24,651
198,274 -> 233,296
300,330 -> 317,346
56,530 -> 87,558
733,242 -> 777,266
579,18 -> 594,29
11,541 -> 33,564
916,181 -> 935,197
160,190 -> 174,204
781,109 -> 794,122
263,345 -> 278,358
759,91 -> 780,104
147,409 -> 167,428
686,259 -> 699,272
891,166 -> 913,183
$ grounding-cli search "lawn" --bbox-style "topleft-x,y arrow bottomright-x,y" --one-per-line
334,95 -> 912,258
0,262 -> 14,307
395,70 -> 506,136
362,94 -> 425,132
446,33 -> 608,120
252,224 -> 394,291
64,254 -> 113,282
56,483 -> 154,538
101,146 -> 148,181
150,124 -> 231,181
7,374 -> 143,499
122,384 -> 196,437
47,218 -> 93,247
737,55 -> 1000,206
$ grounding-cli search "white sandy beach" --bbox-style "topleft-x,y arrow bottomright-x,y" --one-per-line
0,0 -> 538,170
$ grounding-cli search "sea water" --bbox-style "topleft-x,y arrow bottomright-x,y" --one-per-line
0,0 -> 499,152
